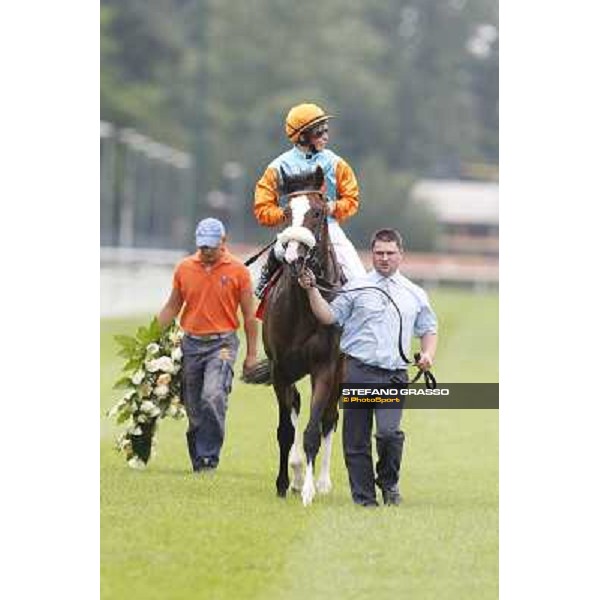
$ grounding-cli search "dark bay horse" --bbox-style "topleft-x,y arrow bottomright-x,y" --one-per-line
249,165 -> 344,505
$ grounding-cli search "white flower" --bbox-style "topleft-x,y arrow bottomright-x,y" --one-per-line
157,373 -> 172,386
171,395 -> 182,406
171,347 -> 183,362
169,329 -> 184,345
146,343 -> 160,356
168,404 -> 185,419
145,359 -> 159,373
127,456 -> 146,470
145,356 -> 175,374
140,400 -> 161,416
139,382 -> 152,398
119,437 -> 132,451
155,356 -> 175,373
131,369 -> 145,385
154,384 -> 169,398
107,399 -> 125,418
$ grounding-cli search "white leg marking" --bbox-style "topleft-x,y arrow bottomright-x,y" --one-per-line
289,409 -> 304,492
302,462 -> 316,507
316,429 -> 334,494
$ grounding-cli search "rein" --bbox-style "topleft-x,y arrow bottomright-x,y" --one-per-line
243,240 -> 276,267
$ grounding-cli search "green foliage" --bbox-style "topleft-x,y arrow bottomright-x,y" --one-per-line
101,0 -> 499,207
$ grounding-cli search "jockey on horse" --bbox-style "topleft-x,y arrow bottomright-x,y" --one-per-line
253,102 -> 365,298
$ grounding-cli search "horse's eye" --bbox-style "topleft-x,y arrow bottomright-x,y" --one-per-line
313,210 -> 321,218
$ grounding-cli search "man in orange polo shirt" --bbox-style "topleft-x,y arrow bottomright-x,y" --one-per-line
158,218 -> 258,472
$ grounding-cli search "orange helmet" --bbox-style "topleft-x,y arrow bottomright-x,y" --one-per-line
285,103 -> 332,143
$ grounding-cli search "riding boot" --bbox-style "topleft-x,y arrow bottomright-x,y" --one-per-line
375,430 -> 405,505
255,248 -> 281,299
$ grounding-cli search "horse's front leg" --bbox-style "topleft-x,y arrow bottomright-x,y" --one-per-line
302,376 -> 332,506
274,376 -> 295,498
289,389 -> 304,492
316,427 -> 334,494
317,363 -> 341,495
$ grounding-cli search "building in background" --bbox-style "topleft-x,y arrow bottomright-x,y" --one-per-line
411,179 -> 499,258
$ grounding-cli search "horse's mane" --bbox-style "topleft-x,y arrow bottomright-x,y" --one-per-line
280,166 -> 324,196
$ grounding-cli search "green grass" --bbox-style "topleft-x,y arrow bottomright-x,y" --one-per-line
101,287 -> 498,600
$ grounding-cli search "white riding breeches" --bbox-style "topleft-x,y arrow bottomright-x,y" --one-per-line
328,221 -> 366,281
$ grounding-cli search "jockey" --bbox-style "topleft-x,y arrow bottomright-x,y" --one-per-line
253,102 -> 366,298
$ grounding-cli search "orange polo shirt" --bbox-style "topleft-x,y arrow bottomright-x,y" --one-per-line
173,249 -> 252,335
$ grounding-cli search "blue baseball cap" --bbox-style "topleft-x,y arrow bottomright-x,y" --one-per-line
195,218 -> 225,248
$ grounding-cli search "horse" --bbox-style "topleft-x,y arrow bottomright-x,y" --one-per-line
247,165 -> 345,506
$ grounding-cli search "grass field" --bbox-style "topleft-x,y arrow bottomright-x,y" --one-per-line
100,287 -> 498,600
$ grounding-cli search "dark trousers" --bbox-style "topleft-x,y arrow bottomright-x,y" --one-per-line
181,333 -> 239,470
342,357 -> 408,505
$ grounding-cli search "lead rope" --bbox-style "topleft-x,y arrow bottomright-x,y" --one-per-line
313,280 -> 437,389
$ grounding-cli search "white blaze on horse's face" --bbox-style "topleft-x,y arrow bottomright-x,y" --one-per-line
278,195 -> 316,264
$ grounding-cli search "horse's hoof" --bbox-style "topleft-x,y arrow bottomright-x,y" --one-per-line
316,478 -> 332,494
276,489 -> 287,498
301,484 -> 316,506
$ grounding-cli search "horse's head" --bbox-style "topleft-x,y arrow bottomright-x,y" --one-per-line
276,166 -> 328,278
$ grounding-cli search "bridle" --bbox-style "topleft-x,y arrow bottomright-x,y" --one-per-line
285,190 -> 330,280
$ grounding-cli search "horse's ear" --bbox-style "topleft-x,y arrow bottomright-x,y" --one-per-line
315,165 -> 324,188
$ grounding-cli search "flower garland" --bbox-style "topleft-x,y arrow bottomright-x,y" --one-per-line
107,317 -> 186,469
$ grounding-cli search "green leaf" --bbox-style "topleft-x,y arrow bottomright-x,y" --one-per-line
113,376 -> 134,390
114,334 -> 138,351
116,409 -> 132,424
117,348 -> 135,359
123,358 -> 143,372
148,317 -> 162,339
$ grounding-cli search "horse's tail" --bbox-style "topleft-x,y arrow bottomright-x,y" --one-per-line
241,359 -> 272,385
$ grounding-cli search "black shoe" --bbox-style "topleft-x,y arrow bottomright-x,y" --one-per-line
382,485 -> 402,506
193,457 -> 218,472
355,500 -> 379,508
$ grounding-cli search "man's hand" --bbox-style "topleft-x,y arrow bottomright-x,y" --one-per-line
243,355 -> 259,376
417,352 -> 434,371
297,268 -> 316,289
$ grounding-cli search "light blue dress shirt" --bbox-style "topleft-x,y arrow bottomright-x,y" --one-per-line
329,269 -> 437,370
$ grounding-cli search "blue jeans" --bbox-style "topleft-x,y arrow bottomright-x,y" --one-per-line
181,333 -> 239,470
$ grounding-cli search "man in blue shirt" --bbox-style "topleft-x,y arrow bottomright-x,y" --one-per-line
298,229 -> 438,506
